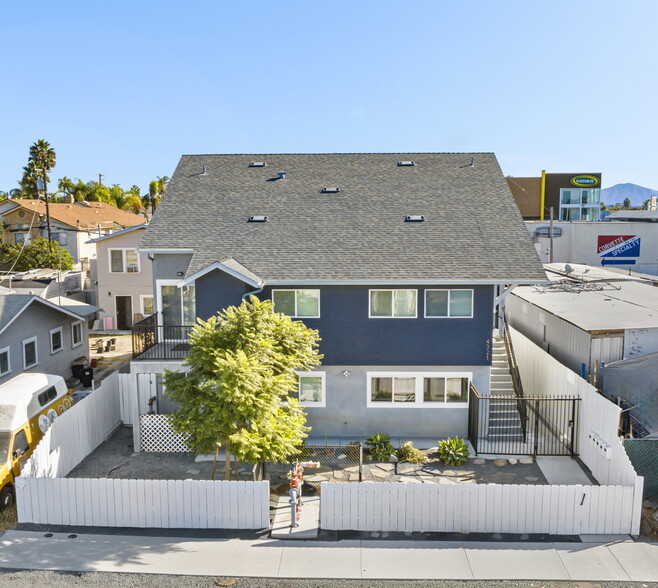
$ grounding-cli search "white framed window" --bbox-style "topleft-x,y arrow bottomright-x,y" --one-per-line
294,371 -> 326,407
272,289 -> 320,318
367,372 -> 471,408
109,248 -> 140,273
141,295 -> 155,316
0,347 -> 10,377
425,289 -> 474,318
22,337 -> 38,369
71,321 -> 83,348
49,327 -> 64,354
369,289 -> 417,318
14,232 -> 30,245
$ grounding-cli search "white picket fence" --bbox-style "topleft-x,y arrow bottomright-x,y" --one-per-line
17,478 -> 270,529
321,481 -> 636,534
22,372 -> 122,478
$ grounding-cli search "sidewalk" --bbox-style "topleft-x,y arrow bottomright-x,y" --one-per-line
1,530 -> 657,581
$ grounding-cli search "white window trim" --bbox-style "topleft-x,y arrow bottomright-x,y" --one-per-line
0,346 -> 11,377
272,289 -> 321,318
22,336 -> 39,369
366,371 -> 471,408
108,247 -> 140,274
140,295 -> 155,316
296,371 -> 326,407
155,279 -> 196,329
49,327 -> 64,354
424,289 -> 474,318
368,289 -> 418,318
71,320 -> 83,348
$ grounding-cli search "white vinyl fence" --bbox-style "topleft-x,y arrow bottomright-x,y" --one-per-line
17,371 -> 270,530
17,478 -> 269,529
321,481 -> 636,534
22,371 -> 122,478
508,326 -> 641,488
322,328 -> 644,535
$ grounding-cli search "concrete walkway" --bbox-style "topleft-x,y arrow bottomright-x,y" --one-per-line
1,530 -> 657,581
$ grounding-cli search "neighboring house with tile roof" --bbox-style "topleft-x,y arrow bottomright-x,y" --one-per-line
131,152 -> 545,441
0,294 -> 93,386
87,225 -> 153,330
0,199 -> 145,265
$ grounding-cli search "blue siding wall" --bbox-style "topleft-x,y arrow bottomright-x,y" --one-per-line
195,272 -> 493,366
195,270 -> 252,320
261,285 -> 493,366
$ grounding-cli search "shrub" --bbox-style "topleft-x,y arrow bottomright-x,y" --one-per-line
366,432 -> 395,462
370,443 -> 396,462
397,441 -> 426,464
438,437 -> 470,466
365,432 -> 390,447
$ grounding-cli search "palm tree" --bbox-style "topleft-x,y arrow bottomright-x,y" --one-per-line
19,140 -> 56,198
146,175 -> 169,214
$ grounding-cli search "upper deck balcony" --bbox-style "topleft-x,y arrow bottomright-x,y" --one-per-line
131,314 -> 194,361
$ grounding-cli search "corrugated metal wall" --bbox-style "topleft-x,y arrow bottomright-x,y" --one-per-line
506,293 -> 591,377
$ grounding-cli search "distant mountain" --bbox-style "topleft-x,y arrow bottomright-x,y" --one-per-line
601,183 -> 658,207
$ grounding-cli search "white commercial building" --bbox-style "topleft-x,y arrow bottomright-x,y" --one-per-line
505,263 -> 658,383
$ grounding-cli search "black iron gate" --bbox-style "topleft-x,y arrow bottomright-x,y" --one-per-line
468,388 -> 580,456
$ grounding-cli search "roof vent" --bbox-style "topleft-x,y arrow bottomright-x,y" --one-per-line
249,162 -> 267,167
277,171 -> 286,180
405,215 -> 425,222
398,161 -> 416,167
247,215 -> 268,223
321,187 -> 340,193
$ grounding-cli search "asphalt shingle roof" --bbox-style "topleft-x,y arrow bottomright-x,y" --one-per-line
140,153 -> 545,283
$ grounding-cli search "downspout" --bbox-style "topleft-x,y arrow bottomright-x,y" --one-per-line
539,169 -> 546,221
242,284 -> 264,301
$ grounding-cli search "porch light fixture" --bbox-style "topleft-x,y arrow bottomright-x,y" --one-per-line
342,370 -> 351,378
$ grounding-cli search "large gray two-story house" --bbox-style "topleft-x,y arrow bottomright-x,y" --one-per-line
130,153 -> 545,443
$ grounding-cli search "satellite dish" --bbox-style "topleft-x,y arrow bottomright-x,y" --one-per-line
565,264 -> 574,274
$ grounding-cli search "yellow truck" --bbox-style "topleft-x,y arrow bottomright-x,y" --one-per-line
0,374 -> 74,509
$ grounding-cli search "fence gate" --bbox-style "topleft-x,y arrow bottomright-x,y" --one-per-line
469,389 -> 580,456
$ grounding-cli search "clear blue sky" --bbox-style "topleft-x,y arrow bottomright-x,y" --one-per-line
1,1 -> 656,193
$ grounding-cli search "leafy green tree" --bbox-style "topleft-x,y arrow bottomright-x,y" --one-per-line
163,296 -> 322,480
0,236 -> 73,271
623,197 -> 631,209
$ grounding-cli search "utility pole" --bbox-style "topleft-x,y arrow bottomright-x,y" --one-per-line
549,207 -> 554,264
98,173 -> 105,186
38,172 -> 53,255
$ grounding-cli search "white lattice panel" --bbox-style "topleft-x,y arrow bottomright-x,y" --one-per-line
140,414 -> 191,452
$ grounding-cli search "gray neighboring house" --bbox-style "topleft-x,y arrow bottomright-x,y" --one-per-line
0,294 -> 92,386
87,225 -> 152,330
132,153 -> 545,441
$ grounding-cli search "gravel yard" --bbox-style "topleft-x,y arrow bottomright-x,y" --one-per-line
69,427 -> 549,492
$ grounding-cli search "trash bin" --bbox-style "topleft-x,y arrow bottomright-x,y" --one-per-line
80,367 -> 94,388
71,364 -> 85,381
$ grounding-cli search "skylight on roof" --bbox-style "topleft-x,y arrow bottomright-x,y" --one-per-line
397,161 -> 416,167
247,216 -> 268,223
405,215 -> 425,222
321,187 -> 340,193
249,162 -> 267,167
